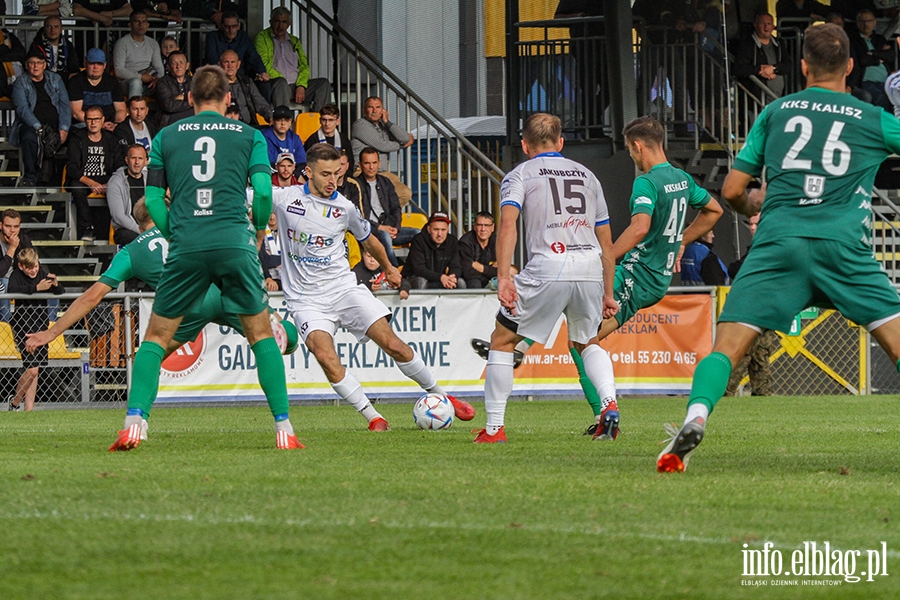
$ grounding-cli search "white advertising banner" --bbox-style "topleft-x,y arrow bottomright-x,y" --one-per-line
141,290 -> 712,403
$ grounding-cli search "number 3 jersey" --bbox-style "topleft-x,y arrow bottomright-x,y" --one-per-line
734,87 -> 900,247
271,184 -> 372,299
500,151 -> 609,282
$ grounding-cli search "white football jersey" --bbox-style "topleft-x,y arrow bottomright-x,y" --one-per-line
500,152 -> 609,281
271,184 -> 371,299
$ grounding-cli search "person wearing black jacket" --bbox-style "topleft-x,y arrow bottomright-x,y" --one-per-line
733,13 -> 791,100
113,96 -> 158,151
220,49 -> 272,126
0,209 -> 34,323
30,16 -> 80,80
7,247 -> 64,411
67,105 -> 122,241
459,211 -> 500,289
357,147 -> 417,267
399,211 -> 466,297
848,9 -> 897,111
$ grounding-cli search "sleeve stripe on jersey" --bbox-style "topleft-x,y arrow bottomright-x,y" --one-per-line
500,200 -> 521,209
596,219 -> 609,227
356,231 -> 371,243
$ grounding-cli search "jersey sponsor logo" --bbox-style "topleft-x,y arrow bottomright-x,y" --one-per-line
322,206 -> 343,219
287,198 -> 307,216
538,167 -> 588,178
286,228 -> 334,247
287,252 -> 331,264
161,333 -> 206,378
634,196 -> 653,206
804,175 -> 824,199
550,241 -> 566,254
197,189 -> 212,208
663,181 -> 688,193
194,209 -> 214,216
546,216 -> 590,230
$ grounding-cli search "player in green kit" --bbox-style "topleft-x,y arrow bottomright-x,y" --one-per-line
110,65 -> 302,451
24,200 -> 299,446
471,117 -> 722,440
658,23 -> 900,472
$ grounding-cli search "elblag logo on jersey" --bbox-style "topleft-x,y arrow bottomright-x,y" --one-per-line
550,241 -> 566,254
801,175 -> 825,205
286,228 -> 334,247
195,189 -> 214,216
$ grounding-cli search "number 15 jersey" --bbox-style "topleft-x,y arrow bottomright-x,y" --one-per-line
500,151 -> 609,282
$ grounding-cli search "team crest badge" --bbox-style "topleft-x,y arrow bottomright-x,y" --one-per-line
197,188 -> 213,208
804,175 -> 825,199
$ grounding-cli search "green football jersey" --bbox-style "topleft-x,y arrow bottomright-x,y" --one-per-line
733,87 -> 900,247
98,228 -> 167,288
148,111 -> 270,254
620,162 -> 710,287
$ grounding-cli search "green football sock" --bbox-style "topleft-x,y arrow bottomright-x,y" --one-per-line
128,341 -> 166,417
686,352 -> 733,414
895,358 -> 900,374
252,337 -> 290,419
570,347 -> 603,417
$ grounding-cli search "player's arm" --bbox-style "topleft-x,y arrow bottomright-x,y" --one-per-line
25,282 -> 113,352
611,213 -> 651,261
146,130 -> 170,236
681,196 -> 724,247
496,204 -> 520,311
249,131 -> 274,237
721,169 -> 758,216
361,235 -> 401,289
595,223 -> 618,320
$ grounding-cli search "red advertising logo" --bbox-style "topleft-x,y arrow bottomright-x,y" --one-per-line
550,242 -> 566,254
161,331 -> 206,377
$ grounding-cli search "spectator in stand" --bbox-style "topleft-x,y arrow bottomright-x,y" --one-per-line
272,151 -> 302,187
399,211 -> 466,298
336,149 -> 360,205
219,49 -> 272,126
826,0 -> 877,21
181,0 -> 242,25
352,249 -> 387,292
6,248 -> 63,412
849,9 -> 896,111
459,211 -> 505,289
160,35 -> 178,69
67,105 -> 121,241
0,209 -> 34,323
679,229 -> 730,285
358,147 -> 418,267
205,11 -> 268,88
24,0 -> 74,17
259,212 -> 281,291
224,104 -> 241,119
775,0 -> 828,21
155,51 -> 193,127
29,16 -> 80,79
131,0 -> 181,22
263,105 -> 306,173
11,50 -> 71,188
304,103 -> 354,174
114,95 -> 157,152
69,48 -> 126,130
0,2 -> 25,99
114,11 -> 164,98
351,96 -> 414,167
734,13 -> 790,100
106,143 -> 146,245
255,6 -> 331,110
72,0 -> 132,27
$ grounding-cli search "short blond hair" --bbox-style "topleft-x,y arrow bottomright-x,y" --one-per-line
522,113 -> 561,148
17,248 -> 38,269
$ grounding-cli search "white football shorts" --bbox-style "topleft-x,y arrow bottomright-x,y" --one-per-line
290,284 -> 391,342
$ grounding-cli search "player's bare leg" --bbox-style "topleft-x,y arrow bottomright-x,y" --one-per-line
367,317 -> 475,421
658,322 -> 760,472
110,312 -> 183,451
868,315 -> 900,365
239,309 -> 302,448
305,329 -> 388,431
475,322 -> 523,443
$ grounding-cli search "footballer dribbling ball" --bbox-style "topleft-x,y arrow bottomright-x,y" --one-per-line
413,393 -> 454,430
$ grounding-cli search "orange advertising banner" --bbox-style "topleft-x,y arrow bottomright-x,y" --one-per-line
512,294 -> 714,394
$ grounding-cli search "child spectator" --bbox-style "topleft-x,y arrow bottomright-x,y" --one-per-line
7,248 -> 63,411
352,249 -> 387,292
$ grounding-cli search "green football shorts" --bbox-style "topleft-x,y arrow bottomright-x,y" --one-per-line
153,247 -> 269,320
612,264 -> 669,326
720,237 -> 900,331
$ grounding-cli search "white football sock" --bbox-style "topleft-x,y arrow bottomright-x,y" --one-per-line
485,350 -> 515,434
333,371 -> 381,421
515,339 -> 532,354
685,404 -> 709,426
124,415 -> 143,428
397,349 -> 444,395
274,419 -> 295,436
580,344 -> 617,405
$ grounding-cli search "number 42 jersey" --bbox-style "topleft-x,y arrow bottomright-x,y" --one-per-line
500,151 -> 609,282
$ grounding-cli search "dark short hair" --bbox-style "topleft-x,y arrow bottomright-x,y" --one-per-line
320,103 -> 340,118
191,65 -> 229,105
221,10 -> 239,21
129,10 -> 148,23
126,95 -> 146,108
623,115 -> 664,147
359,146 -> 379,161
475,211 -> 494,222
166,50 -> 187,66
2,208 -> 21,222
225,104 -> 241,116
84,105 -> 104,117
306,143 -> 341,165
126,143 -> 147,156
803,23 -> 850,78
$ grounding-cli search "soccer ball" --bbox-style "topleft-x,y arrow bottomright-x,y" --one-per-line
413,393 -> 454,430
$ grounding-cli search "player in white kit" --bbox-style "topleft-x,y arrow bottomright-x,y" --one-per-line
474,113 -> 618,443
272,143 -> 475,430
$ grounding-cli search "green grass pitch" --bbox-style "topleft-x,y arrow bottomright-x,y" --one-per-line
1,396 -> 899,599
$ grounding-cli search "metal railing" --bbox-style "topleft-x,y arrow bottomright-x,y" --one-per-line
261,0 -> 506,235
